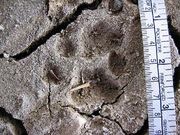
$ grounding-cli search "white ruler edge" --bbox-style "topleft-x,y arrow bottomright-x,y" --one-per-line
138,0 -> 177,134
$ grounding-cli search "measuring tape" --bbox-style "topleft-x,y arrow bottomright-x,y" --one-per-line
138,0 -> 177,134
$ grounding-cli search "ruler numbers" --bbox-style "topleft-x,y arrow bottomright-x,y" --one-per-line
139,0 -> 176,134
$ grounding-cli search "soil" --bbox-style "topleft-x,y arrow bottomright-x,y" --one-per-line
0,0 -> 180,134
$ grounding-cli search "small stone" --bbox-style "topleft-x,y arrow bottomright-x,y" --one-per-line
0,25 -> 4,31
108,0 -> 123,13
3,52 -> 10,59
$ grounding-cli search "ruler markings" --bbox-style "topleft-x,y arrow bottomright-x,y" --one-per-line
150,2 -> 164,133
138,0 -> 176,134
154,18 -> 167,20
163,52 -> 171,54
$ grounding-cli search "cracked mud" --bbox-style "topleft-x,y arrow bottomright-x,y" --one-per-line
0,0 -> 180,135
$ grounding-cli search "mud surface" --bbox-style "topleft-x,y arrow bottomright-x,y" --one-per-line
0,0 -> 180,134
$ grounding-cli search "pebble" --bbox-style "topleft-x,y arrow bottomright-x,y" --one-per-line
0,25 -> 4,31
109,0 -> 123,13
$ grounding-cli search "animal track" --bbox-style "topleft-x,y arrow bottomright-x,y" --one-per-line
108,51 -> 127,76
79,20 -> 123,57
56,36 -> 76,57
43,63 -> 63,84
70,68 -> 122,107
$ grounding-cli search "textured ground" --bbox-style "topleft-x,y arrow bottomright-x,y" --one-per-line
0,0 -> 180,135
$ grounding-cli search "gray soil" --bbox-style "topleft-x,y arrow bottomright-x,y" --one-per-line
0,0 -> 180,135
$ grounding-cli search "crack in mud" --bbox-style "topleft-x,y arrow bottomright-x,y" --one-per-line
58,80 -> 130,118
1,0 -> 102,61
45,0 -> 51,21
99,114 -> 128,135
60,104 -> 128,135
0,53 -> 3,58
0,107 -> 28,135
102,85 -> 125,105
60,104 -> 93,118
58,81 -> 133,134
47,78 -> 52,117
101,78 -> 133,107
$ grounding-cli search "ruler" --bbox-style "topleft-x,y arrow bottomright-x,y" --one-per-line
138,0 -> 177,134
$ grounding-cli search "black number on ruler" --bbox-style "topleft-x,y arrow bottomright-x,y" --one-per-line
144,7 -> 151,11
154,112 -> 161,117
159,59 -> 165,64
146,23 -> 154,28
155,15 -> 161,18
150,41 -> 155,45
150,59 -> 157,63
146,0 -> 151,6
152,77 -> 158,81
162,104 -> 169,110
